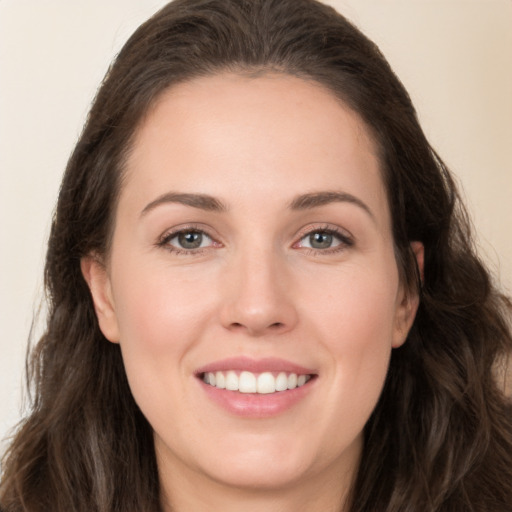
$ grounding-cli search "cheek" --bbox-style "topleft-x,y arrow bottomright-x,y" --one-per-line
306,261 -> 399,413
112,259 -> 215,347
109,259 -> 218,401
108,267 -> 219,447
307,258 -> 399,342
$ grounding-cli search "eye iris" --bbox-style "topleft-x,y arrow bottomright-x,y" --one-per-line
178,231 -> 203,249
309,231 -> 333,249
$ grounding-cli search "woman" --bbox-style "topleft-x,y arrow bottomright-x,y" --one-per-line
1,0 -> 511,510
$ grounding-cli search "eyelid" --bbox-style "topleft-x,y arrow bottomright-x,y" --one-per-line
293,223 -> 354,253
155,222 -> 353,255
157,223 -> 222,253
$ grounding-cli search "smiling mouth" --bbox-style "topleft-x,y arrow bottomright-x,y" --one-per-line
200,370 -> 314,394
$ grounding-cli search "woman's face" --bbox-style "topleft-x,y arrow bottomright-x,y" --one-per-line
84,73 -> 419,497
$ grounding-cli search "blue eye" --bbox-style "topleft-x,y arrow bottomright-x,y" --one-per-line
164,230 -> 214,251
305,231 -> 337,249
297,229 -> 353,251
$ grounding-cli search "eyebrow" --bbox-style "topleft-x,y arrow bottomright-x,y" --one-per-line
140,190 -> 374,221
289,191 -> 375,221
140,192 -> 228,216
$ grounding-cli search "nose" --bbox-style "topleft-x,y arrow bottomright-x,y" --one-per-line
219,248 -> 299,337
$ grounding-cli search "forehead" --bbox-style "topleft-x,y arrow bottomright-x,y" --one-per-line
122,72 -> 388,225
131,72 -> 379,166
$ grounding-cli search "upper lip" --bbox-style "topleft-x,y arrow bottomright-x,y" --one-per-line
195,356 -> 317,376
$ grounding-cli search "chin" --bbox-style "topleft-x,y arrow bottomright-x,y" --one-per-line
205,455 -> 312,491
189,432 -> 359,493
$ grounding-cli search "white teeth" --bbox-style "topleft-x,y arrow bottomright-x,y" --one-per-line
239,371 -> 257,393
225,371 -> 238,391
275,372 -> 288,392
215,371 -> 225,389
287,373 -> 298,390
202,370 -> 311,394
257,372 -> 276,394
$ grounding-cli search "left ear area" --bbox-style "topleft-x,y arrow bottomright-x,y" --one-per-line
392,241 -> 424,348
81,255 -> 120,343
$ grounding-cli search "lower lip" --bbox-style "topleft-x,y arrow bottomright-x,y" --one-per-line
198,377 -> 316,418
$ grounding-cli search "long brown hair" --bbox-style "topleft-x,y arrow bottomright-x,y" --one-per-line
1,1 -> 511,510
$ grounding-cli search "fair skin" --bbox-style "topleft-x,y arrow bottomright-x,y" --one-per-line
82,73 -> 422,512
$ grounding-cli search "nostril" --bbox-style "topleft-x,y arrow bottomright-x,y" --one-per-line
228,321 -> 285,333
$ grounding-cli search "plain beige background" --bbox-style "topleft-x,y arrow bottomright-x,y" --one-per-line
1,0 -> 511,448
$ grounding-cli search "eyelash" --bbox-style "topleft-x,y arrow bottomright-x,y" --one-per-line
156,224 -> 354,256
293,225 -> 354,255
157,224 -> 219,255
